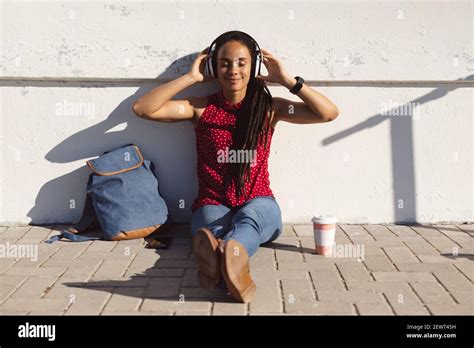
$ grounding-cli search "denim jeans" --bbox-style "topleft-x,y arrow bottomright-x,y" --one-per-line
190,196 -> 283,257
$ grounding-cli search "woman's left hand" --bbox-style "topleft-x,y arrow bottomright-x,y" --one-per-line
256,48 -> 291,85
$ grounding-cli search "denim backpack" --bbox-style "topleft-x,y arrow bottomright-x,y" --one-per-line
45,143 -> 170,243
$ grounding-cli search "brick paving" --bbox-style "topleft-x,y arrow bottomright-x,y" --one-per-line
0,224 -> 472,315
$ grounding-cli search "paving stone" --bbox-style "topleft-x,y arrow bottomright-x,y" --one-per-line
432,269 -> 473,295
181,269 -> 199,287
145,278 -> 182,298
0,284 -> 20,303
65,298 -> 110,315
362,246 -> 388,256
4,266 -> 66,277
292,224 -> 313,237
372,272 -> 436,283
317,290 -> 386,304
402,239 -> 440,255
10,276 -> 58,298
47,244 -> 90,259
454,263 -> 474,282
1,298 -> 70,312
344,280 -> 412,293
410,225 -> 444,237
285,301 -> 354,315
386,225 -> 420,238
337,263 -> 373,282
20,226 -> 53,242
177,287 -> 230,301
280,224 -> 297,237
395,263 -> 452,273
433,225 -> 473,245
212,302 -> 247,315
252,269 -> 309,280
309,269 -> 346,292
102,288 -> 144,313
91,259 -> 131,279
363,225 -> 398,240
123,251 -> 160,269
43,286 -> 113,304
410,282 -> 455,304
249,281 -> 282,314
281,279 -> 315,303
427,303 -> 474,315
85,240 -> 118,252
422,235 -> 460,254
140,298 -> 211,313
363,254 -> 397,272
275,247 -> 304,263
356,302 -> 393,315
382,288 -> 430,315
340,225 -> 374,240
383,246 -> 419,264
250,246 -> 275,268
0,227 -> 31,241
124,268 -> 185,278
160,246 -> 191,260
456,224 -> 474,233
41,258 -> 102,269
153,260 -> 197,269
418,255 -> 471,263
0,259 -> 17,273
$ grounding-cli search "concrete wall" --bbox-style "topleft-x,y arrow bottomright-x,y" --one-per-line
1,0 -> 472,225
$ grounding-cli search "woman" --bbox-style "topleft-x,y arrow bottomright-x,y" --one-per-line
132,31 -> 339,303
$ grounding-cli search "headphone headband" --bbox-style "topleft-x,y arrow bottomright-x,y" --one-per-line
205,30 -> 263,78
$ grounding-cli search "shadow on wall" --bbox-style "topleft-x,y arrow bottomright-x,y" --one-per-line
14,48 -> 472,226
322,74 -> 473,224
23,52 -> 222,225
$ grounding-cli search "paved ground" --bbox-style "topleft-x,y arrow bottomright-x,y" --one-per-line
0,223 -> 472,315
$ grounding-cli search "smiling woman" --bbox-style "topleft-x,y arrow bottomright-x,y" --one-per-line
131,30 -> 340,303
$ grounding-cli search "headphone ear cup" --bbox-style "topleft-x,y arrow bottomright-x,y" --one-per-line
204,56 -> 209,77
206,54 -> 215,78
254,53 -> 261,78
209,56 -> 215,78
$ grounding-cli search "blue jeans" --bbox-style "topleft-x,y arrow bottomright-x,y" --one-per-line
190,196 -> 283,257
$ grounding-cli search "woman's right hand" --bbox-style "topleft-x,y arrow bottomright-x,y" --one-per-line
188,47 -> 216,83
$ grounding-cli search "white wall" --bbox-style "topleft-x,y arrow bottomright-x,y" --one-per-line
1,0 -> 472,225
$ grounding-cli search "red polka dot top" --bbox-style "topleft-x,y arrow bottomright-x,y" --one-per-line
191,89 -> 275,213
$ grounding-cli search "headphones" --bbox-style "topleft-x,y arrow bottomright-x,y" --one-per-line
204,30 -> 263,79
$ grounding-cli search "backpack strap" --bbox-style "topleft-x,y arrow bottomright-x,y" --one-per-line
44,193 -> 101,243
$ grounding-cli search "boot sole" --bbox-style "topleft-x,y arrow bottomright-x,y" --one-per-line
192,227 -> 220,289
221,239 -> 256,303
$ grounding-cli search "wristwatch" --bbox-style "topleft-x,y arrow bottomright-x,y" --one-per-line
289,76 -> 305,94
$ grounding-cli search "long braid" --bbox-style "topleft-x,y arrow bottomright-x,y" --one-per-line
214,32 -> 274,201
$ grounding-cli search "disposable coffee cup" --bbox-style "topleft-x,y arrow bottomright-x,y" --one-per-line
311,214 -> 337,256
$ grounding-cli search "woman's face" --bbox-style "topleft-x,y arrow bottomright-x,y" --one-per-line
216,40 -> 252,93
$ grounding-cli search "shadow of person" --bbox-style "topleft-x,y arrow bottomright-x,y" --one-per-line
26,52 -> 219,225
62,224 -> 235,304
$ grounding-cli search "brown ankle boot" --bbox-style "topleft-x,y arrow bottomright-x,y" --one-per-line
221,239 -> 256,303
192,227 -> 221,289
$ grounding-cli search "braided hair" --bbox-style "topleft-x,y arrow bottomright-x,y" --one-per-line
211,31 -> 274,201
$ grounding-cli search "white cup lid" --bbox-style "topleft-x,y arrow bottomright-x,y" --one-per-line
312,214 -> 337,224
